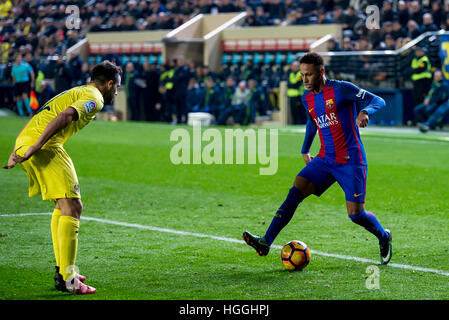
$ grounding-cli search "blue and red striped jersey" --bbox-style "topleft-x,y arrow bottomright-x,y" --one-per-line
301,79 -> 386,166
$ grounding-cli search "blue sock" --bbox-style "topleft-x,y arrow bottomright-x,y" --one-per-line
16,100 -> 24,116
349,210 -> 388,244
264,186 -> 304,246
24,98 -> 32,115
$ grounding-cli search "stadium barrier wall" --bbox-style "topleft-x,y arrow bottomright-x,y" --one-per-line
369,89 -> 404,125
163,13 -> 247,71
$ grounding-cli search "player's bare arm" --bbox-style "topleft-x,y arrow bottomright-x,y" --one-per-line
3,118 -> 33,169
3,107 -> 79,169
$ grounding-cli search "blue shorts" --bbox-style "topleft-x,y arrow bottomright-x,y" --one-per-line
298,156 -> 367,203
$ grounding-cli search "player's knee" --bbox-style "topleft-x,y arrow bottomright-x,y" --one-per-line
74,199 -> 83,216
293,176 -> 314,198
69,199 -> 83,219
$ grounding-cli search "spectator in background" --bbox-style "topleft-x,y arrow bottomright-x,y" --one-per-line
217,0 -> 237,13
332,6 -> 345,25
37,80 -> 55,107
11,54 -> 34,116
245,14 -> 262,27
65,30 -> 81,49
285,60 -> 306,124
68,51 -> 83,86
409,46 -> 432,109
54,55 -> 72,94
415,70 -> 449,126
341,36 -> 353,51
430,1 -> 445,29
159,63 -> 176,123
293,8 -> 309,25
142,61 -> 161,121
24,52 -> 38,75
408,1 -> 423,26
397,1 -> 410,26
406,20 -> 421,39
202,65 -> 219,85
343,6 -> 360,32
381,34 -> 396,50
443,13 -> 449,31
89,16 -> 103,32
247,78 -> 265,123
381,0 -> 396,24
78,62 -> 91,85
125,61 -> 140,121
255,6 -> 270,26
316,9 -> 333,24
172,56 -> 191,124
391,20 -> 407,40
417,70 -> 449,133
200,76 -> 221,117
420,13 -> 439,34
268,0 -> 287,24
284,0 -> 298,13
216,76 -> 236,125
232,80 -> 251,125
381,21 -> 393,40
299,0 -> 317,16
194,65 -> 205,88
157,83 -> 169,122
186,77 -> 204,112
0,0 -> 12,19
327,38 -> 344,78
240,60 -> 256,82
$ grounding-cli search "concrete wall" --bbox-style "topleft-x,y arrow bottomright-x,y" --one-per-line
86,30 -> 170,43
221,24 -> 341,40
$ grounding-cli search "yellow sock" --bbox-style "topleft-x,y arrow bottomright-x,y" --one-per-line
58,216 -> 80,281
50,208 -> 61,267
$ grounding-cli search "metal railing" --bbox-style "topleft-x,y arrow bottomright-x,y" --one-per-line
304,30 -> 445,89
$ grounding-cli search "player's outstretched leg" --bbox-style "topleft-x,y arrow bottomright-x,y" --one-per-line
243,185 -> 305,256
380,229 -> 392,265
243,231 -> 270,256
348,208 -> 392,264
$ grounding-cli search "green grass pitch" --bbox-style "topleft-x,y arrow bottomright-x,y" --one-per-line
0,116 -> 448,300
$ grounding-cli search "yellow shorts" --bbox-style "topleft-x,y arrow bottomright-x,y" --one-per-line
15,145 -> 81,202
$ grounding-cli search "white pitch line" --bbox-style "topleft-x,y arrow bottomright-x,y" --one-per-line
1,212 -> 449,277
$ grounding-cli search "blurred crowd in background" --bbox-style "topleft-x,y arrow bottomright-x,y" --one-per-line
1,0 -> 449,127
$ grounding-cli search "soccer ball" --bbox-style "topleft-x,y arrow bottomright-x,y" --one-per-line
281,240 -> 311,271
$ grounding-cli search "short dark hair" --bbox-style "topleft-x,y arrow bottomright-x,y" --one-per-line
91,60 -> 122,84
299,52 -> 324,70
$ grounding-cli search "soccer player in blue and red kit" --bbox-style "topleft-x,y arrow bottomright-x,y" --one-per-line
243,52 -> 392,264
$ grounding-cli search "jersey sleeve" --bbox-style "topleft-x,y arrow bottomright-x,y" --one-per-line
301,95 -> 317,154
339,81 -> 386,116
70,96 -> 103,122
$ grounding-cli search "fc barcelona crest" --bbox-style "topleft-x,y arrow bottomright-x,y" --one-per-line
325,99 -> 335,109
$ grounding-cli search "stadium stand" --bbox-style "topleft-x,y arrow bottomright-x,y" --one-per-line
1,0 -> 449,126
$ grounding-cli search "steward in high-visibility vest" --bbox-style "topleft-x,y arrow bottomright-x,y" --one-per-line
287,70 -> 305,98
286,61 -> 306,124
411,46 -> 433,106
160,65 -> 174,91
158,64 -> 176,122
411,55 -> 432,81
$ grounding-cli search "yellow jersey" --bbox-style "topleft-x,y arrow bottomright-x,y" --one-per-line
16,85 -> 104,148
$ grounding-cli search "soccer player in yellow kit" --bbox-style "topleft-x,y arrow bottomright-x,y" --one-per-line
3,61 -> 122,295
